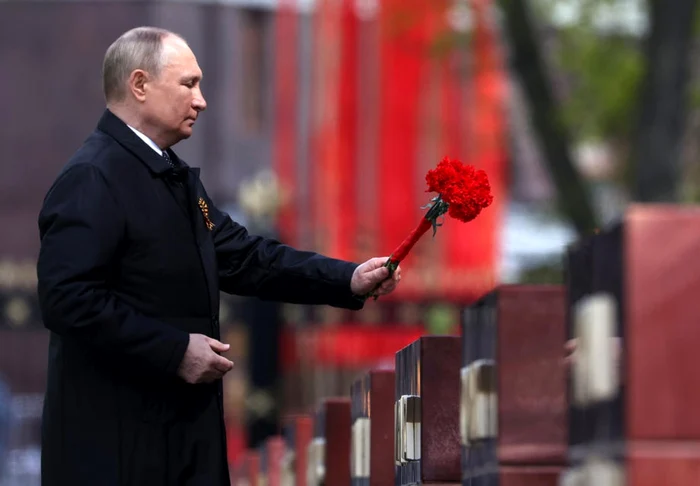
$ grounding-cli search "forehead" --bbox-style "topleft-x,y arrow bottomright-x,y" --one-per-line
160,36 -> 202,76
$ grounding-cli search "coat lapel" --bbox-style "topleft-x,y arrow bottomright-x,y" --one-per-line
96,109 -> 173,176
97,109 -> 191,218
187,168 -> 220,315
162,150 -> 191,219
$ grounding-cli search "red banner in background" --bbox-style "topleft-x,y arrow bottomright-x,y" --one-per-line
274,0 -> 299,246
336,0 -> 360,262
377,0 -> 430,261
274,0 -> 507,302
310,0 -> 344,257
354,3 -> 381,264
438,0 -> 507,299
374,0 -> 507,301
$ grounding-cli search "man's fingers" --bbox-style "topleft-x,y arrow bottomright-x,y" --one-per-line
207,337 -> 231,353
369,257 -> 391,269
212,355 -> 234,374
374,265 -> 401,295
367,266 -> 390,283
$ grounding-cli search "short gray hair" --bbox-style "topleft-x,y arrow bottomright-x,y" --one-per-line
102,26 -> 184,102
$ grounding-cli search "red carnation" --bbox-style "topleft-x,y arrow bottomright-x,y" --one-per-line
426,157 -> 493,222
364,156 -> 494,300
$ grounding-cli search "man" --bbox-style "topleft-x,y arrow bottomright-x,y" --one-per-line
36,26 -> 400,486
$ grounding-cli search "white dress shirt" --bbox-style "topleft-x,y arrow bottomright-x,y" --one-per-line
127,125 -> 163,156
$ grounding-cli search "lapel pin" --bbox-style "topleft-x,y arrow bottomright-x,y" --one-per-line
198,197 -> 215,231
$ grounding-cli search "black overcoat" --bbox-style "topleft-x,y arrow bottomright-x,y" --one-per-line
36,109 -> 364,486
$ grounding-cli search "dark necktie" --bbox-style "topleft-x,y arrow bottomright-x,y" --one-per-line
162,151 -> 187,184
162,150 -> 177,168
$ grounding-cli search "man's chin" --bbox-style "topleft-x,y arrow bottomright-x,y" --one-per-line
177,128 -> 193,140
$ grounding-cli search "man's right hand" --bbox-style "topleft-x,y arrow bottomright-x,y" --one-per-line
177,334 -> 234,384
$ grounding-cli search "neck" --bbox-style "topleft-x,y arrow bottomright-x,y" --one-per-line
107,103 -> 169,150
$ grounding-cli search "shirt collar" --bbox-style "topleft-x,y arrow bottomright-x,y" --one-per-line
127,125 -> 163,156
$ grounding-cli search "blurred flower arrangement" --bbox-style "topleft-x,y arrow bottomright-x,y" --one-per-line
238,169 -> 288,222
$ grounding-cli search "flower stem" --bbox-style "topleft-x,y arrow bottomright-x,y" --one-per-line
390,218 -> 433,264
362,197 -> 449,301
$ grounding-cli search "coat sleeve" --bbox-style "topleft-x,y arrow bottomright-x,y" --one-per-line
37,164 -> 190,377
208,203 -> 365,310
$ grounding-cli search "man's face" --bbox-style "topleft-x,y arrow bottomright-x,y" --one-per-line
141,36 -> 207,146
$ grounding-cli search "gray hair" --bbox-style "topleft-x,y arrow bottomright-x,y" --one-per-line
102,26 -> 184,103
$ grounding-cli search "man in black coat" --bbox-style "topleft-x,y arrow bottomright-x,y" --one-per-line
36,26 -> 400,486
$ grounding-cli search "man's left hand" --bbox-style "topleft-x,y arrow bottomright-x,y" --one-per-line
350,257 -> 402,297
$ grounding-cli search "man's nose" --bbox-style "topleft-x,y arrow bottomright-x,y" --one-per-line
193,88 -> 207,112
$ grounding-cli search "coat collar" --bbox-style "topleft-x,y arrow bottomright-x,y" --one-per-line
96,108 -> 191,176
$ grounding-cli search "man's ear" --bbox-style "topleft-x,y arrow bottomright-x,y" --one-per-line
128,69 -> 149,102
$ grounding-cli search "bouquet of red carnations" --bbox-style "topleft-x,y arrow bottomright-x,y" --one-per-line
367,156 -> 494,299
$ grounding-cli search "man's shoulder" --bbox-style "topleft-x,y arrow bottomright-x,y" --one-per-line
60,130 -> 139,179
41,130 -> 144,209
